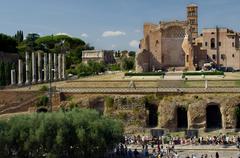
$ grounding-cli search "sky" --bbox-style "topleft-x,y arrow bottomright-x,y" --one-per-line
0,0 -> 240,51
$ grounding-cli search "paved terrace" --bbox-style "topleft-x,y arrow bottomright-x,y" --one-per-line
57,87 -> 240,93
2,72 -> 240,93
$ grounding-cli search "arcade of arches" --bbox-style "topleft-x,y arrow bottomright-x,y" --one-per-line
59,93 -> 240,130
158,94 -> 240,130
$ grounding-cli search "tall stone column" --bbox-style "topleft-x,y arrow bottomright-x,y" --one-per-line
53,53 -> 58,81
58,54 -> 62,80
25,52 -> 30,85
32,52 -> 36,84
38,52 -> 42,83
18,59 -> 23,85
48,53 -> 52,81
43,53 -> 48,82
62,53 -> 66,80
11,69 -> 16,85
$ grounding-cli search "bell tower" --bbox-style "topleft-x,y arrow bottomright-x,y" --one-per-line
187,4 -> 198,42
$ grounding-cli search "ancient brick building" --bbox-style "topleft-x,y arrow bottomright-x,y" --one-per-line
195,28 -> 240,70
82,50 -> 115,64
136,4 -> 240,72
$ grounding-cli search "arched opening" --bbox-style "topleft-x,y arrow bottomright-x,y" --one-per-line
236,105 -> 240,128
177,107 -> 188,128
211,38 -> 215,49
89,97 -> 105,115
37,107 -> 48,113
206,104 -> 222,128
146,104 -> 158,127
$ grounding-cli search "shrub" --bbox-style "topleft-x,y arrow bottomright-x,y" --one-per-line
0,109 -> 123,158
105,96 -> 114,109
236,106 -> 240,117
36,95 -> 49,107
183,71 -> 224,77
125,72 -> 165,76
117,112 -> 128,121
39,85 -> 48,92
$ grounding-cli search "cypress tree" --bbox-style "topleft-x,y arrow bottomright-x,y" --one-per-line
5,62 -> 11,85
0,62 -> 5,86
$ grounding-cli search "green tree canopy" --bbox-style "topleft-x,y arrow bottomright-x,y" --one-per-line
121,56 -> 135,71
0,33 -> 17,53
0,108 -> 123,158
35,35 -> 85,50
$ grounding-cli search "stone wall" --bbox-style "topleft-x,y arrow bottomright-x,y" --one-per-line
2,92 -> 240,132
158,93 -> 240,130
61,93 -> 240,132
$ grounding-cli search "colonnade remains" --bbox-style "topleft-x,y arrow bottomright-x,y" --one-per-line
11,52 -> 66,85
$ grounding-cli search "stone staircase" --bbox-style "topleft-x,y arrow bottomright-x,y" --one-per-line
164,71 -> 183,80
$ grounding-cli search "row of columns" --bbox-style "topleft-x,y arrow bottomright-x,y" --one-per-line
11,52 -> 66,85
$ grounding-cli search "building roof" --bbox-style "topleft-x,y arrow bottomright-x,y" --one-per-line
82,50 -> 115,53
187,3 -> 198,7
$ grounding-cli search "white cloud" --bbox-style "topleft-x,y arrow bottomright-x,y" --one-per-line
102,31 -> 126,37
129,40 -> 139,48
81,33 -> 88,38
55,32 -> 72,37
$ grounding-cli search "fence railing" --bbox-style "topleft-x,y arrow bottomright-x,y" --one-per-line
56,87 -> 240,93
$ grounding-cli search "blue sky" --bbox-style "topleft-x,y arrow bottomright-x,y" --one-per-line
0,0 -> 239,51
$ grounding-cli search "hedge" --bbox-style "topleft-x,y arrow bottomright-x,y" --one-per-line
125,72 -> 165,76
183,71 -> 224,76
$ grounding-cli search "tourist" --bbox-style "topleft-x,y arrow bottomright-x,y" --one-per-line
215,152 -> 219,158
127,149 -> 133,158
133,149 -> 139,158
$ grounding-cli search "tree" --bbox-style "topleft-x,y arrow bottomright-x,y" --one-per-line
0,33 -> 17,53
121,57 -> 135,70
76,63 -> 91,76
0,62 -> 7,86
128,51 -> 136,57
25,33 -> 40,52
14,30 -> 24,43
4,62 -> 11,85
0,109 -> 123,158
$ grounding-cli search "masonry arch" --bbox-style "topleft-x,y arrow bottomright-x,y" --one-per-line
236,104 -> 240,128
177,106 -> 188,128
206,103 -> 222,128
36,107 -> 48,113
146,104 -> 158,127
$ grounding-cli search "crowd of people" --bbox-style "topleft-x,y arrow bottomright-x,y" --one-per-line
107,134 -> 240,158
123,134 -> 240,146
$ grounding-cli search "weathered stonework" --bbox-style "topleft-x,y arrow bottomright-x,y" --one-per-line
54,93 -> 240,133
158,94 -> 240,130
136,4 -> 198,72
2,92 -> 240,133
136,4 -> 240,71
137,21 -> 190,72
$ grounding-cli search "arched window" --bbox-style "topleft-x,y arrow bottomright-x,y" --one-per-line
211,38 -> 215,49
